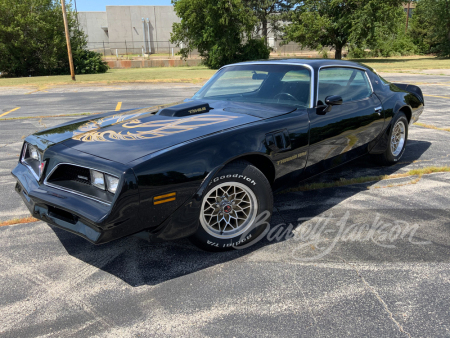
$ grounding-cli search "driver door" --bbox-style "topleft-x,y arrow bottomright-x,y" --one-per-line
306,67 -> 384,169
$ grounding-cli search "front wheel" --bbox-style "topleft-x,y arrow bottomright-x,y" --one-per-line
373,112 -> 409,165
190,160 -> 273,251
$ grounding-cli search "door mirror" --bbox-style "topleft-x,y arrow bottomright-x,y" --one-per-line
320,95 -> 343,113
325,95 -> 343,106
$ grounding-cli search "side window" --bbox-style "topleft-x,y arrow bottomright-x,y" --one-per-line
318,67 -> 372,105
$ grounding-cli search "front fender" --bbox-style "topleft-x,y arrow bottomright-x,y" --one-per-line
131,110 -> 310,239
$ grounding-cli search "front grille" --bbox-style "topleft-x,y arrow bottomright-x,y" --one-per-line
47,164 -> 91,185
44,163 -> 115,205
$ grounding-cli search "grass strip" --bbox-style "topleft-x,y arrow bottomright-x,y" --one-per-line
351,55 -> 450,73
0,66 -> 215,88
0,112 -> 100,121
283,166 -> 450,193
414,122 -> 450,132
0,216 -> 38,227
1,56 -> 449,89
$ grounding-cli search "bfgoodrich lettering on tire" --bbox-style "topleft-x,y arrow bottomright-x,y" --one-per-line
190,160 -> 273,251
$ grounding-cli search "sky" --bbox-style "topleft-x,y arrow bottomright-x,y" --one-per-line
74,0 -> 172,12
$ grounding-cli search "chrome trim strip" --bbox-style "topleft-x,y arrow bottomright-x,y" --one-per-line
219,62 -> 315,109
317,65 -> 374,107
44,163 -> 120,206
365,71 -> 374,93
318,64 -> 367,71
44,182 -> 111,206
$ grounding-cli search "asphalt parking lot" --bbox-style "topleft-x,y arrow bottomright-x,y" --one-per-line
1,74 -> 449,337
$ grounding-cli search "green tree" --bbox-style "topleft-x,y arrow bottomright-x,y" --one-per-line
0,0 -> 107,77
408,1 -> 434,53
244,0 -> 293,45
361,5 -> 417,57
282,0 -> 405,59
170,0 -> 270,68
409,0 -> 450,57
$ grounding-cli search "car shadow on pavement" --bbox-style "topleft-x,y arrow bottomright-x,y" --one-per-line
297,139 -> 433,185
51,226 -> 265,287
51,139 -> 450,287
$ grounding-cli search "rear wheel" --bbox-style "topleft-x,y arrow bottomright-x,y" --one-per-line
373,112 -> 408,165
190,161 -> 273,251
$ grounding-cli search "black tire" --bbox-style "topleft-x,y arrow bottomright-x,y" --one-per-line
190,160 -> 273,252
373,112 -> 409,165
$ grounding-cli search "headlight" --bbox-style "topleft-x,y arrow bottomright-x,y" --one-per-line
105,175 -> 119,194
28,145 -> 41,161
89,169 -> 119,194
91,170 -> 105,190
21,143 -> 45,180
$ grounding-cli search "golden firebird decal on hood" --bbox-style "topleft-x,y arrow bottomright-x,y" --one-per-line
72,114 -> 241,142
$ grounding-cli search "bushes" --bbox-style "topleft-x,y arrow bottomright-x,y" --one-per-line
0,0 -> 108,78
238,38 -> 270,63
370,33 -> 418,57
204,38 -> 270,69
347,47 -> 367,58
409,0 -> 450,58
73,49 -> 108,74
348,8 -> 418,59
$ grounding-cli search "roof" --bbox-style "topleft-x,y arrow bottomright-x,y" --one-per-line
228,59 -> 370,70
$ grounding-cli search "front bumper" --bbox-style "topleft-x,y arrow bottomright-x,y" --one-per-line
12,163 -> 139,244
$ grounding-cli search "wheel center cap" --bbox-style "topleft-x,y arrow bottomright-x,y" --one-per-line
223,205 -> 232,213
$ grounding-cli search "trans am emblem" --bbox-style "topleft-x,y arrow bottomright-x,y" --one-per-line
72,114 -> 240,142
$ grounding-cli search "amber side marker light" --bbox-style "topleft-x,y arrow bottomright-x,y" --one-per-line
153,192 -> 176,205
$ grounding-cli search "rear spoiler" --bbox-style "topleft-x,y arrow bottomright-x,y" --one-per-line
392,83 -> 424,104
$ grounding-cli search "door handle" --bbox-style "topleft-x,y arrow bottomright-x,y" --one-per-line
374,106 -> 383,115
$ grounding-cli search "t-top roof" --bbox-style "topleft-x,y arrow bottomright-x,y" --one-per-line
227,59 -> 370,71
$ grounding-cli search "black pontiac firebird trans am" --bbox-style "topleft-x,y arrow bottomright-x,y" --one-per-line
12,60 -> 424,251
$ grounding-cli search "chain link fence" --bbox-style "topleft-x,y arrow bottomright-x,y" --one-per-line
86,40 -> 336,59
86,41 -> 200,57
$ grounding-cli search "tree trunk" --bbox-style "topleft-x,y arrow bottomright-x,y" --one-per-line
335,46 -> 342,59
262,18 -> 268,46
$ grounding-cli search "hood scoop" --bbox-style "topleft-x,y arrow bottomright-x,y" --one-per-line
157,101 -> 212,117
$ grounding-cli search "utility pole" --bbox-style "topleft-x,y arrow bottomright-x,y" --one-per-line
61,0 -> 76,81
405,1 -> 411,33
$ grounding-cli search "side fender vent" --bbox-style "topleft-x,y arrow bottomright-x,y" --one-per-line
265,129 -> 291,153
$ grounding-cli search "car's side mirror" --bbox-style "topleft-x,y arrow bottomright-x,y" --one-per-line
322,95 -> 343,113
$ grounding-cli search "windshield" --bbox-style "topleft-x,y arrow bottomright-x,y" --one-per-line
192,64 -> 311,108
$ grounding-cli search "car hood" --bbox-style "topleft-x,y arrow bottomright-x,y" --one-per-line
34,101 -> 295,164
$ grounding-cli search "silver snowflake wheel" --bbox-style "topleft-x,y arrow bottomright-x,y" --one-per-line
200,182 -> 258,239
391,120 -> 406,156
